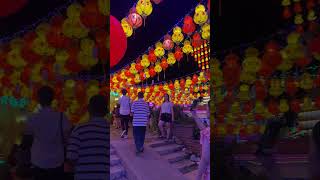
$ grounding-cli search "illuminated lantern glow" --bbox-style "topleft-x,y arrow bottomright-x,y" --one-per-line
121,18 -> 133,37
0,0 -> 28,17
141,54 -> 150,68
154,42 -> 165,58
174,46 -> 183,62
182,16 -> 196,36
163,34 -> 174,51
201,23 -> 210,40
110,15 -> 127,68
167,53 -> 176,65
148,48 -> 157,63
152,0 -> 162,4
182,40 -> 193,55
172,26 -> 184,44
127,8 -> 143,29
193,4 -> 208,25
286,77 -> 298,96
80,0 -> 106,28
192,32 -> 203,48
136,0 -> 153,22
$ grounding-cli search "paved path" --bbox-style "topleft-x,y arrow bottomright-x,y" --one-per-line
111,127 -> 196,180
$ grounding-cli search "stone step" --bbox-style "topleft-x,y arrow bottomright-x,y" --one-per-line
172,159 -> 198,174
154,144 -> 184,156
110,165 -> 126,180
163,151 -> 189,163
150,140 -> 175,148
111,154 -> 121,166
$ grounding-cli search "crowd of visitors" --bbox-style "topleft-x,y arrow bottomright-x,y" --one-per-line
5,86 -> 109,180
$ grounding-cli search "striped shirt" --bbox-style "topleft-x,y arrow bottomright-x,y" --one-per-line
131,99 -> 150,126
66,117 -> 109,180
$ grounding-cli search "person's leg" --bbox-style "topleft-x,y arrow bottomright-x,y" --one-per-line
165,122 -> 171,139
196,141 -> 210,180
158,120 -> 165,137
140,126 -> 147,151
124,115 -> 130,136
133,126 -> 140,152
120,115 -> 126,137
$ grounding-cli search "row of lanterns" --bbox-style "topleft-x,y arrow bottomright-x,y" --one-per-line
111,71 -> 210,105
112,3 -> 210,86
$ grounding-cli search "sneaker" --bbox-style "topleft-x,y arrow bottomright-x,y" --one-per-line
140,147 -> 144,152
124,135 -> 128,139
120,130 -> 126,138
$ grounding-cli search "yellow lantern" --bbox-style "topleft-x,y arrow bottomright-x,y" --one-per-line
231,102 -> 241,115
67,3 -> 82,20
141,54 -> 150,68
255,101 -> 265,114
154,42 -> 165,58
182,40 -> 193,54
193,4 -> 208,25
242,47 -> 261,73
186,77 -> 192,87
55,50 -> 69,64
174,80 -> 180,91
134,74 -> 141,83
294,14 -> 304,25
299,73 -> 313,90
130,63 -> 138,75
35,23 -> 50,38
238,84 -> 250,102
201,23 -> 210,40
98,0 -> 109,16
172,26 -> 184,44
154,62 -> 162,73
307,10 -> 317,21
80,38 -> 95,55
302,97 -> 313,112
136,0 -> 153,18
167,53 -> 176,65
7,49 -> 26,69
121,18 -> 133,37
269,79 -> 283,97
279,99 -> 289,113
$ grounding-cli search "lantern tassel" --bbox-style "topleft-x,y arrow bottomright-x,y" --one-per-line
143,17 -> 146,27
158,73 -> 159,81
164,71 -> 166,80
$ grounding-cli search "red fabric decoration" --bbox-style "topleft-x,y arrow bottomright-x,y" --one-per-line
0,0 -> 28,17
110,15 -> 127,68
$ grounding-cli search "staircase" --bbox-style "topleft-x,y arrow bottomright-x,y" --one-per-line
149,138 -> 198,177
110,145 -> 128,180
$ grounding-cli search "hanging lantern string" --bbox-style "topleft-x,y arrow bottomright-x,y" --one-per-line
111,0 -> 208,75
0,0 -> 76,43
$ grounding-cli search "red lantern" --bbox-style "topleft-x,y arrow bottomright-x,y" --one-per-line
293,2 -> 302,13
255,80 -> 267,100
239,127 -> 248,137
283,6 -> 291,19
286,77 -> 298,96
263,41 -> 282,67
127,8 -> 143,29
160,58 -> 168,71
180,79 -> 185,89
308,35 -> 320,55
135,62 -> 143,72
243,101 -> 253,113
21,66 -> 31,85
110,15 -> 127,68
192,32 -> 202,48
149,67 -> 156,77
163,34 -> 174,51
140,72 -> 146,81
174,46 -> 183,61
290,99 -> 301,113
0,0 -> 28,17
125,70 -> 132,77
148,48 -> 157,63
296,57 -> 311,68
307,0 -> 315,10
168,82 -> 174,90
192,74 -> 198,84
80,0 -> 106,28
182,15 -> 195,36
258,62 -> 274,77
75,81 -> 86,103
268,100 -> 279,115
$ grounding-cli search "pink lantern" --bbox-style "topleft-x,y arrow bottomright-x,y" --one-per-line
127,8 -> 143,29
163,34 -> 174,50
152,0 -> 162,4
110,15 -> 127,68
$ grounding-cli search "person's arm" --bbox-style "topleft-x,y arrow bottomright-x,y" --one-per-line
62,113 -> 72,144
66,128 -> 80,171
21,115 -> 34,149
191,110 -> 206,131
171,104 -> 175,122
130,102 -> 134,117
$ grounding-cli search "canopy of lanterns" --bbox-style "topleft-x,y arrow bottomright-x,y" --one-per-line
281,0 -> 318,33
211,28 -> 320,137
111,2 -> 210,87
0,0 -> 109,124
111,71 -> 210,105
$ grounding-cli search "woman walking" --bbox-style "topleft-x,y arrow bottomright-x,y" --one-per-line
158,94 -> 174,141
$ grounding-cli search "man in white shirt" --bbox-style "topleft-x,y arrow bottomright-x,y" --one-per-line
24,86 -> 71,180
118,89 -> 131,138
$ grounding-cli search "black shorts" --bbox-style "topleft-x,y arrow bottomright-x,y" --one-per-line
160,113 -> 172,123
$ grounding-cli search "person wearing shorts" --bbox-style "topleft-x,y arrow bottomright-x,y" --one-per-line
158,94 -> 174,141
